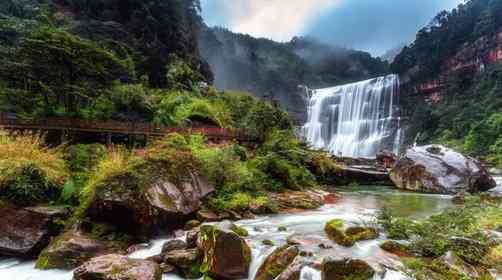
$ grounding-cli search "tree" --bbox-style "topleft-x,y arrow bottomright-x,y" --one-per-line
0,28 -> 129,116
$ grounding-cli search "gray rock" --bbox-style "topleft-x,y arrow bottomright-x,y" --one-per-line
390,145 -> 496,194
0,204 -> 67,258
73,254 -> 161,280
161,239 -> 187,254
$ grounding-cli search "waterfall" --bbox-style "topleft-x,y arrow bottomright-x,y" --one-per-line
302,74 -> 401,158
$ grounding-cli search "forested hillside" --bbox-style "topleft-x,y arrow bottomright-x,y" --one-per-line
199,27 -> 389,122
392,0 -> 502,167
0,0 -> 212,121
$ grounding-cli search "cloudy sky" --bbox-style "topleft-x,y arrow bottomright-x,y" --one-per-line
201,0 -> 464,56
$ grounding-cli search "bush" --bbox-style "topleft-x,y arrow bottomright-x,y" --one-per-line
61,144 -> 107,204
0,132 -> 67,205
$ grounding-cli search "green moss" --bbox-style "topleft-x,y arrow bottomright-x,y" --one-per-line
262,239 -> 275,246
277,226 -> 287,232
324,220 -> 346,244
345,227 -> 379,242
380,241 -> 410,256
231,224 -> 249,237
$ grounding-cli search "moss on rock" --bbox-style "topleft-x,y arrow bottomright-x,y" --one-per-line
255,245 -> 299,280
380,240 -> 410,257
199,225 -> 251,279
321,258 -> 375,280
230,224 -> 249,237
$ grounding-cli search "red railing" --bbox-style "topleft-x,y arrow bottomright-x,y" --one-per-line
0,113 -> 253,141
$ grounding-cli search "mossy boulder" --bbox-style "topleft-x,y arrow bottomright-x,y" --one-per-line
345,226 -> 379,242
163,248 -> 202,278
84,167 -> 213,237
36,225 -> 126,270
380,240 -> 410,257
0,204 -> 67,258
73,254 -> 161,280
321,258 -> 375,280
275,257 -> 308,280
198,224 -> 251,279
270,190 -> 324,212
230,224 -> 249,237
325,220 -> 378,247
255,245 -> 299,280
325,219 -> 351,246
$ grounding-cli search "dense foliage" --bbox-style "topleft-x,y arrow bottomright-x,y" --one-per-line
0,0 -> 212,120
0,132 -> 67,206
411,61 -> 502,166
393,0 -> 502,166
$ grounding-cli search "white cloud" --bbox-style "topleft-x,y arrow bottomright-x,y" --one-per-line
219,0 -> 339,42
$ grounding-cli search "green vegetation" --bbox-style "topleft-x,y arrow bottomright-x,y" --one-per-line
0,0 -> 210,120
378,197 -> 502,279
325,219 -> 379,247
0,132 -> 67,206
411,64 -> 502,167
392,0 -> 502,166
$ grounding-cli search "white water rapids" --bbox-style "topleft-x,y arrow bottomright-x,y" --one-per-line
0,187 -> 456,280
303,74 -> 401,158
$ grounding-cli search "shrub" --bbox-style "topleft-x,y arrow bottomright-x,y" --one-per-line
61,144 -> 107,204
0,132 -> 67,205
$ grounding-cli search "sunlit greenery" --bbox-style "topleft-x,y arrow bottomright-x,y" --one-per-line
0,132 -> 67,205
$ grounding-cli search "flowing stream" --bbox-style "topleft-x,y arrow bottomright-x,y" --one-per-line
0,187 -> 455,280
303,75 -> 401,158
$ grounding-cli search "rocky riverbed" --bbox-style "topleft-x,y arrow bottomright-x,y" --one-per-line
0,187 -> 455,280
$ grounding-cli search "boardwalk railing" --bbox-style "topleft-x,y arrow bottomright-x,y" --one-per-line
0,113 -> 253,142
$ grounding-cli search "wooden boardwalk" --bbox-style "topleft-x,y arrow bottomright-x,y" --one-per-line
0,113 -> 254,143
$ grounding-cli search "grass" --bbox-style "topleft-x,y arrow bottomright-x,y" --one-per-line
75,147 -> 135,218
0,131 -> 66,183
0,131 -> 67,205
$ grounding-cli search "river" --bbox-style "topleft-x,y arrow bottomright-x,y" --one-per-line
0,186 -> 458,280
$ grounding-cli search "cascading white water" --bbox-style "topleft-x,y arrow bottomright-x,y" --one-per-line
303,74 -> 401,158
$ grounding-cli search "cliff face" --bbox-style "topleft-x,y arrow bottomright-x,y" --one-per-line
401,28 -> 502,100
392,0 -> 502,156
198,27 -> 389,123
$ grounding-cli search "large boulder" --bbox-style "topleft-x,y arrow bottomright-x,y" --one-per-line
270,190 -> 327,212
321,258 -> 375,280
275,257 -> 309,280
36,226 -> 126,269
390,145 -> 496,194
73,254 -> 161,280
86,170 -> 214,236
198,224 -> 251,279
0,204 -> 67,258
324,219 -> 378,247
163,248 -> 202,278
255,245 -> 299,280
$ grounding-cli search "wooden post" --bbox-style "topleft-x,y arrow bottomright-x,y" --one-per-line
60,129 -> 66,144
106,133 -> 112,147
